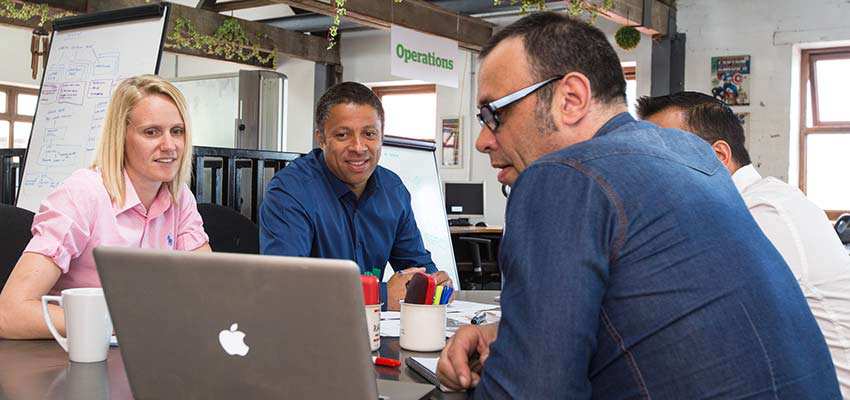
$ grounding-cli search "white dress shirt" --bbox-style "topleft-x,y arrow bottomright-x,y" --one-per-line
733,164 -> 850,397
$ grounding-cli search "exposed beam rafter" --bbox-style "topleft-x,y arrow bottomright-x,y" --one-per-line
209,0 -> 276,12
0,1 -> 80,30
195,0 -> 218,9
85,0 -> 339,65
591,0 -> 670,37
267,0 -> 494,51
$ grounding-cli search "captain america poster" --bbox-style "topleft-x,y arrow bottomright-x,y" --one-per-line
711,55 -> 751,106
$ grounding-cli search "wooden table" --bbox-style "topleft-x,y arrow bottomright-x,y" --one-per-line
0,291 -> 498,400
449,226 -> 503,236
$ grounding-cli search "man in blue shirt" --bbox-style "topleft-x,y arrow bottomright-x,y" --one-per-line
259,82 -> 450,310
437,12 -> 840,399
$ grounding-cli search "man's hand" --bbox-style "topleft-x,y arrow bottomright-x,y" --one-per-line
437,323 -> 498,390
431,270 -> 452,287
386,267 -> 425,311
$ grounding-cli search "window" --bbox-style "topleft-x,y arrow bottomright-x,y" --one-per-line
623,65 -> 637,117
372,84 -> 436,142
800,48 -> 850,218
0,84 -> 38,149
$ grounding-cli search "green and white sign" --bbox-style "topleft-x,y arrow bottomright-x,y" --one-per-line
391,25 -> 459,88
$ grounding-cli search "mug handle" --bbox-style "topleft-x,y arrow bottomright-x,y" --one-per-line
41,295 -> 69,352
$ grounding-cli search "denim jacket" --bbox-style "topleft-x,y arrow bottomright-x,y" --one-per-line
474,113 -> 840,399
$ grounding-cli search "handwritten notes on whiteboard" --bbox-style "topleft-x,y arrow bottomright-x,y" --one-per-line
17,14 -> 166,212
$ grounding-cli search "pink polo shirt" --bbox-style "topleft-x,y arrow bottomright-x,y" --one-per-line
24,168 -> 209,294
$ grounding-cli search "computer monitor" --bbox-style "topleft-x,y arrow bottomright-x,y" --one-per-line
444,182 -> 485,218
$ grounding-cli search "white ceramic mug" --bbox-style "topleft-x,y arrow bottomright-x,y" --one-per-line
399,301 -> 447,352
365,304 -> 381,351
41,288 -> 112,363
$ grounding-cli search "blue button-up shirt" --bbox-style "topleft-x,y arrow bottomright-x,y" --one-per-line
473,113 -> 840,399
259,149 -> 436,287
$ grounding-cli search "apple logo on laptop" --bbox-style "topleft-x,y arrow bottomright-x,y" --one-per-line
219,323 -> 249,356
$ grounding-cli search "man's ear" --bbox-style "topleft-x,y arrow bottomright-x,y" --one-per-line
711,140 -> 736,170
314,130 -> 325,149
553,72 -> 592,126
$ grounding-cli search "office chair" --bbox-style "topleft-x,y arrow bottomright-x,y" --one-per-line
0,204 -> 35,288
836,213 -> 850,244
458,236 -> 500,290
197,203 -> 259,254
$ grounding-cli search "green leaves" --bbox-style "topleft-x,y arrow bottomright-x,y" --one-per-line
0,0 -> 74,28
327,0 -> 347,50
614,26 -> 641,50
167,17 -> 277,67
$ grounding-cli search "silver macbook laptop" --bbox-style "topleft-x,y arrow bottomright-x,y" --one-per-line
93,247 -> 434,400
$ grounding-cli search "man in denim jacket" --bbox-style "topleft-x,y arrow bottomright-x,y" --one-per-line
436,12 -> 840,399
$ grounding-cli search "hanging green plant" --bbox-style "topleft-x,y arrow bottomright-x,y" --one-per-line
0,0 -> 74,27
565,0 -> 615,23
491,0 -> 547,13
614,25 -> 641,50
326,0 -> 347,50
167,17 -> 277,67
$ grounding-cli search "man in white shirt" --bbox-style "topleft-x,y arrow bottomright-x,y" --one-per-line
638,91 -> 850,398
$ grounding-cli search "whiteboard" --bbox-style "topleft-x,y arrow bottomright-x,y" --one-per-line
17,8 -> 167,212
379,140 -> 459,289
171,74 -> 238,148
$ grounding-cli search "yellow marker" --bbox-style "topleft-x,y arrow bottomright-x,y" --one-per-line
432,285 -> 444,305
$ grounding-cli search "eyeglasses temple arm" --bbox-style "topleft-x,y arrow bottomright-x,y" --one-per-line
488,77 -> 558,109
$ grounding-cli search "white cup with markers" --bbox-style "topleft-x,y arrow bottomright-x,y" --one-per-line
399,301 -> 447,352
399,273 -> 453,351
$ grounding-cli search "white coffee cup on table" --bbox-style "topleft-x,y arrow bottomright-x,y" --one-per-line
41,288 -> 112,363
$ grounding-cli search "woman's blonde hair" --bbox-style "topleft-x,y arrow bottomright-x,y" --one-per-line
91,75 -> 193,207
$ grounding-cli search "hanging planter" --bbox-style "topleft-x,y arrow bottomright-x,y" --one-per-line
566,0 -> 615,23
167,17 -> 277,68
0,0 -> 72,27
615,25 -> 641,50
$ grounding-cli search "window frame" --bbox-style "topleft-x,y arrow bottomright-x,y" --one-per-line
799,47 -> 850,219
0,83 -> 38,149
371,84 -> 437,142
623,65 -> 636,81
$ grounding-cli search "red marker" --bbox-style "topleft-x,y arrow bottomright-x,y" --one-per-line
360,275 -> 380,305
372,356 -> 401,368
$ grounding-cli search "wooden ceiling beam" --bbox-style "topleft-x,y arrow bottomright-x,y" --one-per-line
85,0 -> 338,65
0,1 -> 79,30
267,0 -> 494,51
209,0 -> 276,12
592,0 -> 671,37
195,0 -> 218,9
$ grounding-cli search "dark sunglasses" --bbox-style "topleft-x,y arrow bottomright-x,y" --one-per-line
476,76 -> 562,132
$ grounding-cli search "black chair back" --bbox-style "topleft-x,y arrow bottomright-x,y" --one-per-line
0,204 -> 34,288
457,236 -> 500,290
197,203 -> 259,254
836,213 -> 850,244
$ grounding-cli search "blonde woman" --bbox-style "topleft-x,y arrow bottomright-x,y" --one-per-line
0,75 -> 210,339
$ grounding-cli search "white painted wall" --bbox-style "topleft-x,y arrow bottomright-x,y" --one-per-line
341,17 -> 653,227
0,25 -> 41,87
678,0 -> 850,183
276,56 -> 316,153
